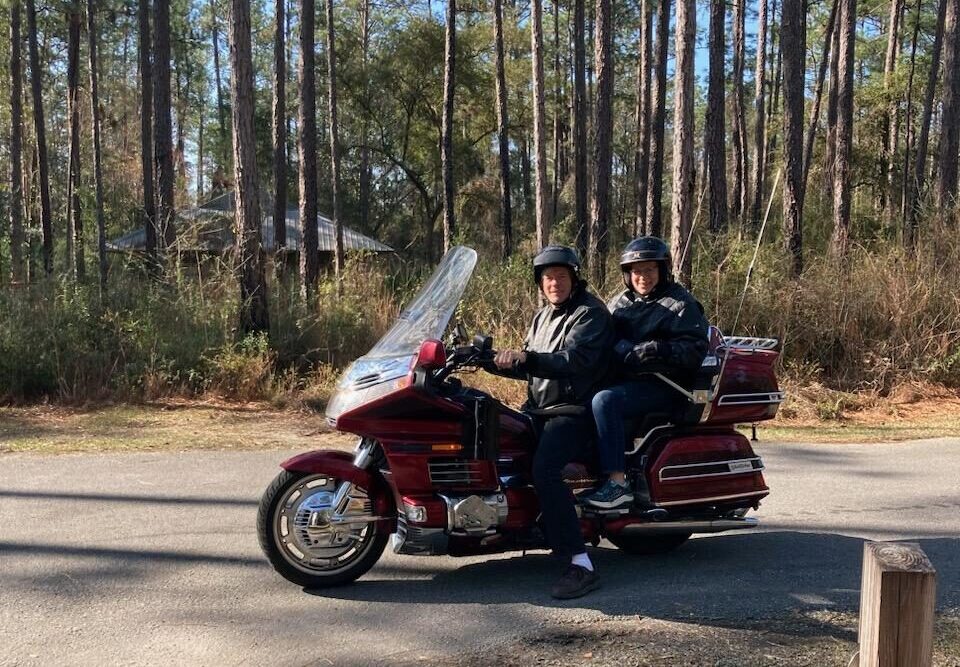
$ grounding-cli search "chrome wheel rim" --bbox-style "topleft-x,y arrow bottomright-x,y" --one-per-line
272,474 -> 376,576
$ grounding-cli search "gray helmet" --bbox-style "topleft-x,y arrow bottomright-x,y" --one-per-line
533,245 -> 582,286
619,236 -> 672,290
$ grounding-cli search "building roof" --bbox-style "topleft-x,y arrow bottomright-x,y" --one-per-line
108,193 -> 393,254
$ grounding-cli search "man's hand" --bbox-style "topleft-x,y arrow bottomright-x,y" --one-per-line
494,349 -> 527,370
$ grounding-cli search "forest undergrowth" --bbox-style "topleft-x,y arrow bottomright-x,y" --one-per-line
3,229 -> 960,423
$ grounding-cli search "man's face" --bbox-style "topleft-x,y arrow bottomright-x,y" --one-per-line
541,266 -> 574,305
628,261 -> 660,296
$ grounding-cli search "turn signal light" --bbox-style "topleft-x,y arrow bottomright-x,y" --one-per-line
402,499 -> 428,523
430,443 -> 462,452
417,339 -> 447,369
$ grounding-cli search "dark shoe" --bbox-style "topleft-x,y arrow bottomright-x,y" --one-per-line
582,479 -> 634,509
551,564 -> 600,599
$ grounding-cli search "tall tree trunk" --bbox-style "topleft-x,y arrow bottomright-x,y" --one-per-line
671,0 -> 695,285
229,0 -> 270,333
326,0 -> 344,283
906,0 -> 948,245
67,3 -> 83,279
87,0 -> 108,288
936,0 -> 960,210
198,99 -> 205,199
766,10 -> 783,187
749,0 -> 768,229
705,0 -> 727,233
749,0 -> 767,229
25,0 -> 52,275
802,0 -> 838,190
441,0 -> 456,253
781,0 -> 805,276
493,0 -> 513,257
632,0 -> 652,237
825,0 -> 840,198
551,0 -> 564,224
589,0 -> 612,284
154,0 -> 176,249
730,0 -> 747,222
573,0 -> 588,255
139,0 -> 158,270
646,0 -> 670,237
900,0 -> 922,224
532,0 -> 550,249
359,0 -> 371,231
211,0 -> 228,170
880,0 -> 904,217
832,0 -> 857,257
273,0 -> 286,251
9,1 -> 25,283
298,0 -> 319,298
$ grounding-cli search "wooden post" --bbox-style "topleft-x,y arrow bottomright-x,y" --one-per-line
858,541 -> 936,667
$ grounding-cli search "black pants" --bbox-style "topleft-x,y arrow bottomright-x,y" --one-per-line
531,413 -> 594,559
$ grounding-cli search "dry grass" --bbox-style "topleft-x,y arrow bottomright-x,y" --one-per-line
0,399 -> 354,455
757,380 -> 960,443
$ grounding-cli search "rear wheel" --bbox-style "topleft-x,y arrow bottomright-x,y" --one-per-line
257,470 -> 389,588
607,532 -> 691,555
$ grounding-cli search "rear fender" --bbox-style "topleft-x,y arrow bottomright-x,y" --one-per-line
280,450 -> 396,523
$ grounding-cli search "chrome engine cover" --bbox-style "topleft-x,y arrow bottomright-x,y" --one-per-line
440,493 -> 509,535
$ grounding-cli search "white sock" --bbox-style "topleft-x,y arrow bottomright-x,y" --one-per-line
571,553 -> 594,571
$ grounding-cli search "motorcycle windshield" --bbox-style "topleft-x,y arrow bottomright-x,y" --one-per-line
326,246 -> 478,421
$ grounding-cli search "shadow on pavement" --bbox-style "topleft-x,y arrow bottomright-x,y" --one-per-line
0,489 -> 257,506
311,531 -> 960,626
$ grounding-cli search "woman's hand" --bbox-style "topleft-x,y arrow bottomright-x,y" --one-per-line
494,349 -> 527,370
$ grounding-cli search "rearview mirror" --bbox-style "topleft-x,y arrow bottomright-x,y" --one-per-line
472,334 -> 493,352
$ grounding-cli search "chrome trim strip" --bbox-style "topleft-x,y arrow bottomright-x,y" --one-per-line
721,336 -> 779,350
627,423 -> 675,456
658,457 -> 764,482
619,517 -> 759,534
717,391 -> 785,406
654,490 -> 768,507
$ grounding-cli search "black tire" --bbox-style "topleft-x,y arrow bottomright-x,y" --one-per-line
607,531 -> 692,555
257,470 -> 389,588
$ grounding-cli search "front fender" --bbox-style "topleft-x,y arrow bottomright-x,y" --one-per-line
280,450 -> 396,522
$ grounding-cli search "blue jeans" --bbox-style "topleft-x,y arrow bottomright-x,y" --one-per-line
591,378 -> 684,474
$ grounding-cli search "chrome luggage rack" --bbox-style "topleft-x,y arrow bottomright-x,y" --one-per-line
720,336 -> 780,351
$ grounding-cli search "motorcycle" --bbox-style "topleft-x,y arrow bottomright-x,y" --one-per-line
257,246 -> 783,588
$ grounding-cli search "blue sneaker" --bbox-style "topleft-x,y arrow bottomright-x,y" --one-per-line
582,479 -> 634,509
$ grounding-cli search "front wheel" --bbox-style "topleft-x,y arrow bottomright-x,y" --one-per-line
257,470 -> 389,588
607,531 -> 691,555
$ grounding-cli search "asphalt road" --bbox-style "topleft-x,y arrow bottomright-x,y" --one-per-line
1,438 -> 958,666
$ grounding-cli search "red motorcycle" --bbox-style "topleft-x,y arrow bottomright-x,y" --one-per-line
257,247 -> 783,588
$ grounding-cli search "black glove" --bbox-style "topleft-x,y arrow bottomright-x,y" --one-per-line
626,340 -> 671,366
613,339 -> 634,361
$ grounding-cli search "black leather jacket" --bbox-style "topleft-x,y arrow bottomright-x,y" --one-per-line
495,286 -> 613,412
607,281 -> 709,387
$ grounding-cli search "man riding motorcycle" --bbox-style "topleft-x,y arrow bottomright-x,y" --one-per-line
488,245 -> 613,599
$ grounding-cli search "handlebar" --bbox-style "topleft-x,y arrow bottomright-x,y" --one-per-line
432,340 -> 496,384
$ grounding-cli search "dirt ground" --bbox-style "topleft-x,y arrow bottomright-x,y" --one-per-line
391,612 -> 960,666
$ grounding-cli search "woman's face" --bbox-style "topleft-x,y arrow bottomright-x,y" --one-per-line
628,261 -> 660,296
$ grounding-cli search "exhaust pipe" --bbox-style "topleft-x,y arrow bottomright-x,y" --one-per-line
618,517 -> 759,535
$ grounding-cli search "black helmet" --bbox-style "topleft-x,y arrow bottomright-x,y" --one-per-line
533,245 -> 582,286
619,236 -> 672,290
